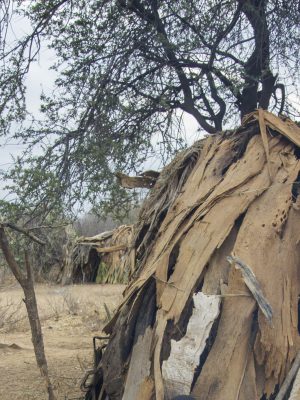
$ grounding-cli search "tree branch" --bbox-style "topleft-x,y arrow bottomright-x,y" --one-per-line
0,222 -> 46,245
118,0 -> 217,133
238,0 -> 274,116
0,227 -> 25,284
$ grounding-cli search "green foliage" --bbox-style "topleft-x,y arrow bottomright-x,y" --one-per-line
0,0 -> 299,220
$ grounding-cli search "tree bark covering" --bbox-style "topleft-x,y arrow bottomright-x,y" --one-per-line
84,110 -> 300,400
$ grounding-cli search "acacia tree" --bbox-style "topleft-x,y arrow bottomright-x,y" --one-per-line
0,0 -> 299,219
0,224 -> 56,399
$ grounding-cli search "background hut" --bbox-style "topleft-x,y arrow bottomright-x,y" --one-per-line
60,225 -> 133,285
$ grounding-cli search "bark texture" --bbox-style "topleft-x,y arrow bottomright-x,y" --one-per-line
85,110 -> 300,400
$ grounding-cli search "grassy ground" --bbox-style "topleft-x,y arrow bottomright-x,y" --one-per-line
0,282 -> 125,399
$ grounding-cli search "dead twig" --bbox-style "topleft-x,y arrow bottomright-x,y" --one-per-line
103,303 -> 112,321
227,255 -> 273,323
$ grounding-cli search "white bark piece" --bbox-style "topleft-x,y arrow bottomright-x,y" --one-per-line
162,292 -> 221,399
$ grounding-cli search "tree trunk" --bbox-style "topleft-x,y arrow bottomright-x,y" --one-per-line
0,227 -> 56,400
23,256 -> 56,400
239,0 -> 275,117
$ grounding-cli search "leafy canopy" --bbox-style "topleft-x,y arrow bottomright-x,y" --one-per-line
0,0 -> 299,221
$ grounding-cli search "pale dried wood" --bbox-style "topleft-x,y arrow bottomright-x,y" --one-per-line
150,137 -> 273,400
102,115 -> 300,400
115,172 -> 157,188
95,244 -> 128,253
191,136 -> 300,399
227,255 -> 273,323
252,109 -> 300,147
191,292 -> 256,400
162,293 -> 220,399
136,377 -> 154,399
202,224 -> 238,295
77,230 -> 114,243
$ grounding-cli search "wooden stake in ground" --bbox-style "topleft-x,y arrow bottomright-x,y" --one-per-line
0,225 -> 56,400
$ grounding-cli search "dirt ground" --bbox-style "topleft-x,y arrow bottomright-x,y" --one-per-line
0,282 -> 125,400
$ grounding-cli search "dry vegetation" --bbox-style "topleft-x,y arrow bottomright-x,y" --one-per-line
0,281 -> 125,400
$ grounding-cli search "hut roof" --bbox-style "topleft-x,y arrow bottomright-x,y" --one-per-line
86,110 -> 300,400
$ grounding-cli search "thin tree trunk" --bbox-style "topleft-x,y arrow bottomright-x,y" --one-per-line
0,227 -> 56,400
23,253 -> 56,400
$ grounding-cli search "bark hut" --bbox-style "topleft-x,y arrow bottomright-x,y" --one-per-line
85,110 -> 300,400
61,225 -> 133,284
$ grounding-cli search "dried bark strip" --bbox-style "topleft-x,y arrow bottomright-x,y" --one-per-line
162,293 -> 220,399
227,255 -> 273,323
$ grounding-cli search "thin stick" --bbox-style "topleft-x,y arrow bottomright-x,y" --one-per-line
275,351 -> 300,400
103,303 -> 112,321
227,255 -> 273,323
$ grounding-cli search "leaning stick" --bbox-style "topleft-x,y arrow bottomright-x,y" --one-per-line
275,351 -> 300,400
227,255 -> 273,323
289,363 -> 300,400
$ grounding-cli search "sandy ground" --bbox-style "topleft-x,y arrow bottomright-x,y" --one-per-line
0,282 -> 125,400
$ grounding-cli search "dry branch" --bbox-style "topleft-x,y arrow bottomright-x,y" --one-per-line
95,244 -> 128,253
227,255 -> 273,323
289,365 -> 300,400
115,172 -> 158,189
0,222 -> 46,245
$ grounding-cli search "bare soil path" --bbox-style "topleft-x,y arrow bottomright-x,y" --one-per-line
0,283 -> 125,399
